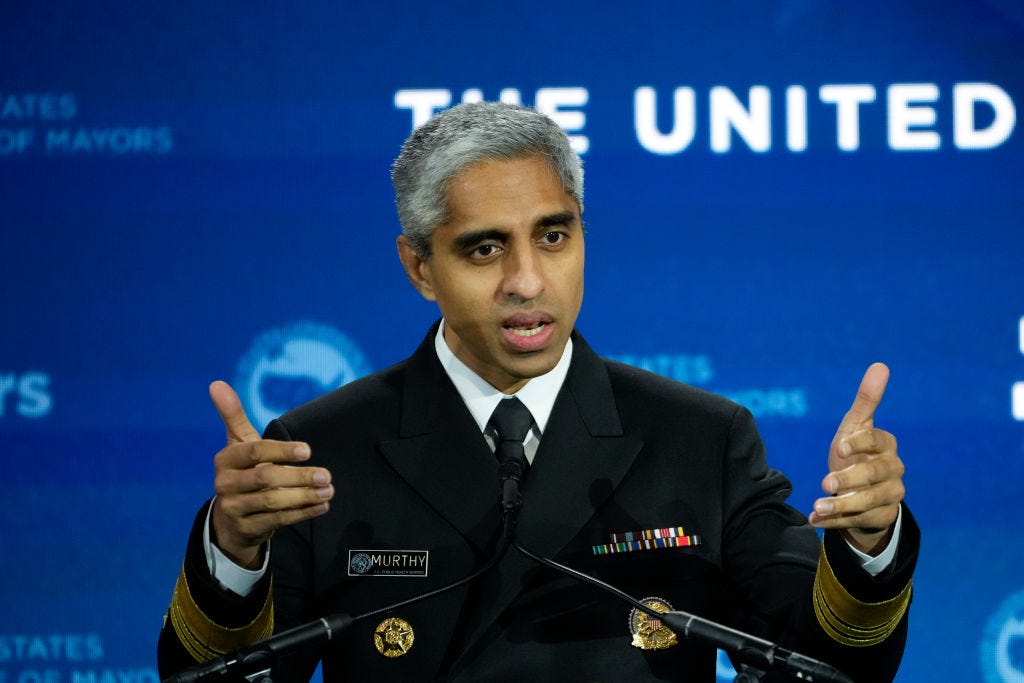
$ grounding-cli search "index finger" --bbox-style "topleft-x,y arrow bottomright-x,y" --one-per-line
210,380 -> 261,444
837,362 -> 890,436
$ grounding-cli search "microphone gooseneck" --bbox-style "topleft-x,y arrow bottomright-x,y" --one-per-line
510,542 -> 853,683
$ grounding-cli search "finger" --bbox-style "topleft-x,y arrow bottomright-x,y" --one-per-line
836,362 -> 890,437
216,460 -> 331,495
217,484 -> 335,519
822,453 -> 904,495
834,428 -> 896,462
831,428 -> 897,474
811,479 -> 905,523
809,502 -> 900,532
226,503 -> 332,545
214,439 -> 313,472
843,428 -> 896,456
210,380 -> 261,444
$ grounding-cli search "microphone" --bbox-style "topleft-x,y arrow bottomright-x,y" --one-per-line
490,396 -> 532,538
660,611 -> 854,683
498,445 -> 528,538
512,543 -> 853,683
163,613 -> 353,683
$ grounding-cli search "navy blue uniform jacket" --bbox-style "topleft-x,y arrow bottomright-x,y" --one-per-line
159,325 -> 918,681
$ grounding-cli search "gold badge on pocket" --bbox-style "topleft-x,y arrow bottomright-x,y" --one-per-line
628,597 -> 678,650
373,617 -> 415,658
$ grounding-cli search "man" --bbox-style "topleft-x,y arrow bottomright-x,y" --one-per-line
159,102 -> 917,681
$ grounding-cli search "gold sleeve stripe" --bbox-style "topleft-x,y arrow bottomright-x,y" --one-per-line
167,564 -> 274,662
812,544 -> 911,647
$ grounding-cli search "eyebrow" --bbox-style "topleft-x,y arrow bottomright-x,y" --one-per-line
535,210 -> 577,230
453,228 -> 506,252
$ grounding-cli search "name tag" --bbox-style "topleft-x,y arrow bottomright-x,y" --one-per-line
348,549 -> 429,577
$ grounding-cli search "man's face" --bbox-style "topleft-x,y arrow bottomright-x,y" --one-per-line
398,155 -> 585,394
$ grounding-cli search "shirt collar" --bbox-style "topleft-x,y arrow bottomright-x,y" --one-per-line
434,319 -> 573,435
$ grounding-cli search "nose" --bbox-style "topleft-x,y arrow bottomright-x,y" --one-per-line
500,243 -> 544,302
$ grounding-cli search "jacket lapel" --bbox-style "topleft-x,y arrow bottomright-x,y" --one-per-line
518,333 -> 644,555
378,325 -> 502,554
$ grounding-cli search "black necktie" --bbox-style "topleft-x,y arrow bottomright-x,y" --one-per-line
489,397 -> 532,513
489,396 -> 533,467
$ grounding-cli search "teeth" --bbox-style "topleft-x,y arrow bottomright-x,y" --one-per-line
509,324 -> 546,337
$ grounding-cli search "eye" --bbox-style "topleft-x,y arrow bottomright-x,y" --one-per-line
467,242 -> 502,260
540,231 -> 566,246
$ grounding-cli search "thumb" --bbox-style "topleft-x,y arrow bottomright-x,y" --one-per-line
836,362 -> 890,437
209,380 -> 261,444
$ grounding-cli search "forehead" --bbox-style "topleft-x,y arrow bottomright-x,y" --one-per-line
441,155 -> 576,228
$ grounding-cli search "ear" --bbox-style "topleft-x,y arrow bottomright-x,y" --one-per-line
396,235 -> 437,302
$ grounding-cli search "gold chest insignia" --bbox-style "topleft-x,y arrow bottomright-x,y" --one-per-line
373,617 -> 415,658
628,597 -> 678,650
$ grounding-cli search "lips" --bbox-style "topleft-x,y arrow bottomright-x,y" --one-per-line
502,313 -> 555,352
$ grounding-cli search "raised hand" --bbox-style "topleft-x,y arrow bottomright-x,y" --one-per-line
208,380 -> 333,568
809,363 -> 905,555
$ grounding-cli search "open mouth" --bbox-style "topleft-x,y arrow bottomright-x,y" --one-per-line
502,314 -> 555,351
506,323 -> 547,337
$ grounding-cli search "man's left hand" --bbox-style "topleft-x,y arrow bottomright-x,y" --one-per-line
810,362 -> 905,556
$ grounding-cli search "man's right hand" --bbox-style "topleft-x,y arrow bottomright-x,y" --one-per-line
208,380 -> 334,569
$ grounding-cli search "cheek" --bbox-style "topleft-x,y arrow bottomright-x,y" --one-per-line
554,259 -> 585,301
433,276 -> 492,322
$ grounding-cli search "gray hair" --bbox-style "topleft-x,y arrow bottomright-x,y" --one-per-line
391,101 -> 584,258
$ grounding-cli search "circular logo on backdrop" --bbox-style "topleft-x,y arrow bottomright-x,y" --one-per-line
982,589 -> 1024,683
235,321 -> 372,430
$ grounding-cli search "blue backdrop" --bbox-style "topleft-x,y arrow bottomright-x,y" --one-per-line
2,2 -> 1023,681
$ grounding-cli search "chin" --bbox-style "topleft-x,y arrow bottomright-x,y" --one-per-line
509,355 -> 560,380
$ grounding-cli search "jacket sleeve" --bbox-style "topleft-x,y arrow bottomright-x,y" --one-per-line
721,405 -> 918,683
157,499 -> 275,678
